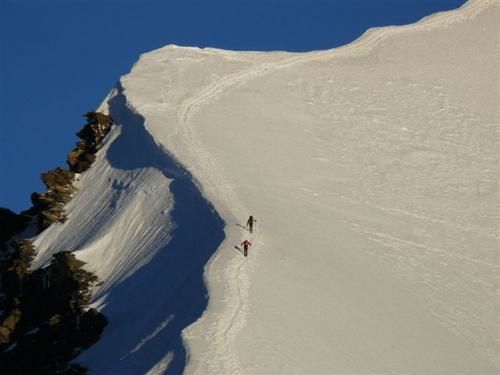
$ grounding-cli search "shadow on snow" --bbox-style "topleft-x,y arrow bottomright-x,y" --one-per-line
79,83 -> 224,374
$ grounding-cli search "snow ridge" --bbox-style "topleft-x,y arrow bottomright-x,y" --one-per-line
30,0 -> 499,373
120,0 -> 498,373
32,84 -> 225,374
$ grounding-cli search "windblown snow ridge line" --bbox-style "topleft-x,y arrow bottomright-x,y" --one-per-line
73,82 -> 225,374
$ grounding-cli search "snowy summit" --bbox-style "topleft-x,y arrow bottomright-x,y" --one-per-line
28,0 -> 499,373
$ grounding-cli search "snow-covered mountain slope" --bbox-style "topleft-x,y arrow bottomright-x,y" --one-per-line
33,0 -> 498,373
31,90 -> 225,374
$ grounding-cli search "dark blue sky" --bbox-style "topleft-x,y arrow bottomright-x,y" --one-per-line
0,0 -> 466,212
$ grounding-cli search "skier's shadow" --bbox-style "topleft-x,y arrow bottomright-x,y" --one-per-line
234,245 -> 243,255
236,224 -> 248,231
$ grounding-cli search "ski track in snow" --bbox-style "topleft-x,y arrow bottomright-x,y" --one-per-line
179,0 -> 489,127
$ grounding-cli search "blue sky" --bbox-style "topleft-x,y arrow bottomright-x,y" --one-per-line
0,0 -> 466,212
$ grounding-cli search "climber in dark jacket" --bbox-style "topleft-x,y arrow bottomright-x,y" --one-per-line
246,215 -> 257,233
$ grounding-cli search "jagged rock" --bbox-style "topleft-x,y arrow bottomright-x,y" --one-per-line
38,208 -> 67,231
0,112 -> 111,373
0,327 -> 10,345
67,150 -> 96,173
33,168 -> 75,231
0,241 -> 34,314
67,112 -> 112,173
47,192 -> 72,206
83,152 -> 96,164
7,240 -> 35,276
0,208 -> 31,246
43,252 -> 99,313
0,314 -> 87,373
75,125 -> 109,153
32,191 -> 72,212
34,167 -> 75,231
67,148 -> 84,163
0,249 -> 105,373
77,121 -> 111,142
31,192 -> 52,211
41,167 -> 75,189
70,161 -> 91,174
78,308 -> 107,349
1,309 -> 21,332
48,314 -> 62,326
52,252 -> 86,273
50,183 -> 74,194
67,149 -> 85,172
84,111 -> 113,126
0,308 -> 21,344
76,123 -> 96,141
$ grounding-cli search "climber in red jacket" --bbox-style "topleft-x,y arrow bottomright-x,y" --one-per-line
241,240 -> 252,257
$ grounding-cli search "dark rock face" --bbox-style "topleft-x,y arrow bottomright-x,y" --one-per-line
0,240 -> 36,313
0,209 -> 31,246
0,250 -> 107,374
84,111 -> 113,127
2,112 -> 113,237
68,112 -> 113,173
41,167 -> 75,188
22,112 -> 113,233
0,110 -> 113,373
0,309 -> 21,345
67,148 -> 96,173
31,168 -> 76,232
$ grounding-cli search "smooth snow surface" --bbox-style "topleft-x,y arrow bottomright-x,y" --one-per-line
33,0 -> 499,374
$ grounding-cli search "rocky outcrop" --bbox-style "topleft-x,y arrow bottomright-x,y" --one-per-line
84,111 -> 113,128
0,250 -> 107,374
1,111 -> 113,237
0,240 -> 35,311
0,111 -> 113,373
0,209 -> 31,247
67,146 -> 96,174
31,167 -> 76,232
67,112 -> 113,173
0,309 -> 21,345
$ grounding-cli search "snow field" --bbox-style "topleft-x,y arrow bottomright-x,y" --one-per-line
121,0 -> 498,373
28,0 -> 499,373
